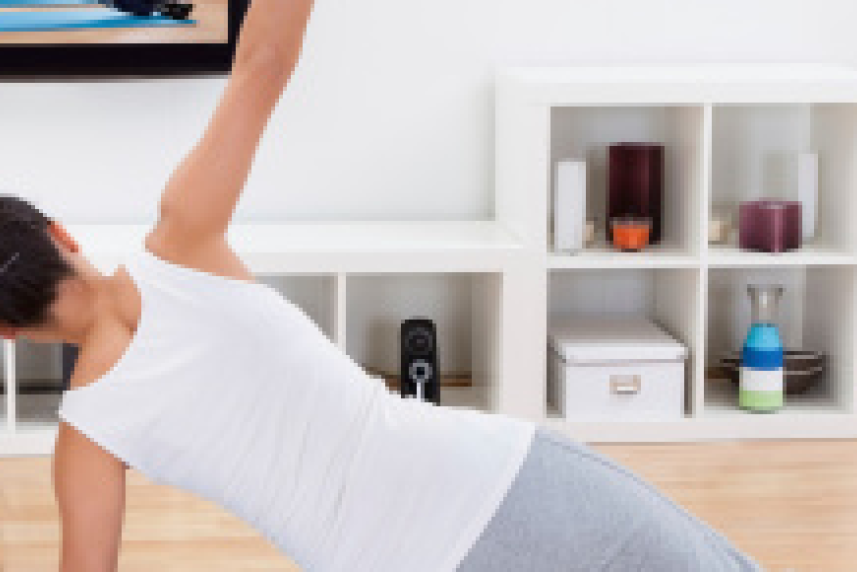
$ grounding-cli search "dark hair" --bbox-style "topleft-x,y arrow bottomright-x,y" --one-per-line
0,195 -> 76,328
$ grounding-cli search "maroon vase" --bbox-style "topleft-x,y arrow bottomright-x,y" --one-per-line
607,143 -> 664,244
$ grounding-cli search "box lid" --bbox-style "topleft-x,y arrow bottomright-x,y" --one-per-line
548,315 -> 687,364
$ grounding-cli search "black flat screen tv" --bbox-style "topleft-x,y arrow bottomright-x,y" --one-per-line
0,0 -> 250,78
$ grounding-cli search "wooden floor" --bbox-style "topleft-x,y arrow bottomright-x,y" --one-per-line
1,439 -> 856,571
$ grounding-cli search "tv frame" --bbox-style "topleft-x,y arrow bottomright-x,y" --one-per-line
0,0 -> 250,79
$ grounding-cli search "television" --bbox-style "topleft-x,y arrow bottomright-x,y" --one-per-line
0,0 -> 250,78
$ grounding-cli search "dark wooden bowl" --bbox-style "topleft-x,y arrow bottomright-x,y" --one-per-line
720,350 -> 825,395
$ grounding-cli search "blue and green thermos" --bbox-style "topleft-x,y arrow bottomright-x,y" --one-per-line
740,284 -> 785,411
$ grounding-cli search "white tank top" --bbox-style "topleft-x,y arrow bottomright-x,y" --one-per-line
57,244 -> 536,572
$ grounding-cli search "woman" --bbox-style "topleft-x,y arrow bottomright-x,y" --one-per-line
0,1 -> 762,570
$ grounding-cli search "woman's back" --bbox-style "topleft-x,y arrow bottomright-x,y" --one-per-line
57,245 -> 536,572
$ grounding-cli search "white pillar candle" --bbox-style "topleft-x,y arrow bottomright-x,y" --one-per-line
553,160 -> 587,253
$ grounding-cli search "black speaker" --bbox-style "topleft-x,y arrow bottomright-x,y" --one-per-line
400,317 -> 440,405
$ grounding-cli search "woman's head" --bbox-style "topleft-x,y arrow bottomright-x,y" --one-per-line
0,195 -> 80,341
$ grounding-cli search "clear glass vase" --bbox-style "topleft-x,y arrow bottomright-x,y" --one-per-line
739,284 -> 785,412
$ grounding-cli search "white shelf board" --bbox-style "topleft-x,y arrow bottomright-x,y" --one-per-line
0,425 -> 57,456
707,243 -> 856,267
703,378 -> 848,417
540,414 -> 857,442
541,411 -> 701,443
0,394 -> 61,457
66,220 -> 526,273
543,398 -> 857,442
0,388 -> 495,457
549,242 -> 698,269
499,63 -> 857,104
438,385 -> 491,411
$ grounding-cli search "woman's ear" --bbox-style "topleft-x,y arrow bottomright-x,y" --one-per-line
47,220 -> 80,254
0,324 -> 17,341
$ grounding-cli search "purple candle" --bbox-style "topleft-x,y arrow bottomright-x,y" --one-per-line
738,199 -> 802,253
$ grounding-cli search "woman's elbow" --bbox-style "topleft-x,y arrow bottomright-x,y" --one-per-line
234,44 -> 294,86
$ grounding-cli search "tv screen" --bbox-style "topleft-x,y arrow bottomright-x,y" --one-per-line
0,0 -> 249,77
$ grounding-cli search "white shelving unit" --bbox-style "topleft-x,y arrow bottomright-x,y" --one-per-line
496,63 -> 857,442
4,64 -> 857,455
1,221 -> 532,455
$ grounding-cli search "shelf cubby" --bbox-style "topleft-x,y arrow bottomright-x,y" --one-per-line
705,266 -> 856,419
547,267 -> 704,419
7,338 -> 65,392
344,272 -> 503,413
256,274 -> 340,345
1,393 -> 61,431
548,104 -> 707,263
708,102 -> 857,262
0,337 -> 64,433
1,340 -> 60,455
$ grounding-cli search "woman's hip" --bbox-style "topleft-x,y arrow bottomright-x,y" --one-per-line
455,426 -> 761,572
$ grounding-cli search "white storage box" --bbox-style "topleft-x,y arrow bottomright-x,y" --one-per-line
547,316 -> 687,421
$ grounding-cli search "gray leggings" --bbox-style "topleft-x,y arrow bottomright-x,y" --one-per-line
456,427 -> 762,571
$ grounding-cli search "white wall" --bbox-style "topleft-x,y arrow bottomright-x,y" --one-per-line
3,0 -> 856,381
2,0 -> 856,223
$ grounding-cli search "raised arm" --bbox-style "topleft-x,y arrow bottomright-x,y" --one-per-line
156,0 -> 316,247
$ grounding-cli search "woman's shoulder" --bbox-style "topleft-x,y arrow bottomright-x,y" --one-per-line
143,224 -> 259,287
